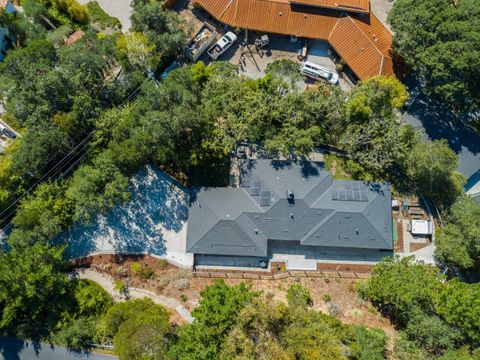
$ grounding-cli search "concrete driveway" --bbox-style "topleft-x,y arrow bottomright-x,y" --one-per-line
57,165 -> 194,268
77,0 -> 132,31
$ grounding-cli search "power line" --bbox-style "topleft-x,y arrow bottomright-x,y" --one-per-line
0,78 -> 151,229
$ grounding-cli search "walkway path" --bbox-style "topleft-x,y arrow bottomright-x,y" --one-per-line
76,269 -> 194,323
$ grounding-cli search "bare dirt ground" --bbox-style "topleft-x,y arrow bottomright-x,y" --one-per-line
77,254 -> 396,339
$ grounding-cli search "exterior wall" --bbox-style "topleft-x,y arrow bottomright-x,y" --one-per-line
194,254 -> 268,268
269,240 -> 392,263
194,242 -> 392,269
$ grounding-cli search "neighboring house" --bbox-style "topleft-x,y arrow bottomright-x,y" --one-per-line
187,159 -> 393,269
194,0 -> 396,81
465,170 -> 480,204
0,0 -> 16,61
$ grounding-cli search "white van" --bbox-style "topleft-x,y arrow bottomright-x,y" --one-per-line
301,61 -> 339,84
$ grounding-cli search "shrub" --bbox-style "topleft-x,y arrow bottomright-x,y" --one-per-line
328,302 -> 343,317
180,294 -> 187,302
157,259 -> 169,270
130,262 -> 142,275
172,278 -> 190,291
114,280 -> 127,295
322,293 -> 331,303
130,262 -> 155,280
156,276 -> 170,291
348,281 -> 357,293
46,25 -> 72,46
53,317 -> 96,350
86,1 -> 120,29
352,325 -> 387,360
286,284 -> 312,308
404,309 -> 463,355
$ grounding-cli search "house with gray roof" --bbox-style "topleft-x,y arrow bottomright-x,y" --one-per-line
187,159 -> 393,269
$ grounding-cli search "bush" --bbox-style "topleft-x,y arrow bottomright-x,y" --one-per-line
53,317 -> 96,350
114,280 -> 127,295
286,284 -> 312,308
328,303 -> 343,317
86,1 -> 120,29
322,293 -> 331,303
172,278 -> 190,291
404,309 -> 463,355
180,294 -> 187,302
352,325 -> 387,360
156,276 -> 170,291
130,262 -> 155,280
157,259 -> 169,270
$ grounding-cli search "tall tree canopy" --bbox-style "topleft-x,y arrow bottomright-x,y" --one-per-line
435,195 -> 480,271
406,139 -> 465,207
388,0 -> 480,111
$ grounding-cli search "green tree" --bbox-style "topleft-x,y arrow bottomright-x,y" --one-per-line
435,195 -> 480,270
0,244 -> 69,339
388,0 -> 480,111
406,139 -> 465,206
435,279 -> 480,346
351,325 -> 387,360
170,280 -> 258,360
404,309 -> 463,355
117,32 -> 159,69
362,256 -> 444,325
130,1 -> 185,68
341,76 -> 414,175
113,301 -> 172,360
9,181 -> 74,247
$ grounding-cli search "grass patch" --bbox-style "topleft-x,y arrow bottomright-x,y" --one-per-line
87,1 -> 121,29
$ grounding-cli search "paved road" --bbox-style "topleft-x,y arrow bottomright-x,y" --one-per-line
0,337 -> 117,360
402,78 -> 480,184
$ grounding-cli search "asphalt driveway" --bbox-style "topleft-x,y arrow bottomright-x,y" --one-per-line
0,337 -> 117,360
401,78 -> 480,183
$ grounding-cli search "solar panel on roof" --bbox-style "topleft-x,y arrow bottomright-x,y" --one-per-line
352,182 -> 359,190
250,179 -> 261,196
260,191 -> 271,206
339,190 -> 347,201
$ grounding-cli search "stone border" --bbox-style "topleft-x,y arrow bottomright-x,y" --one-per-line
194,269 -> 371,280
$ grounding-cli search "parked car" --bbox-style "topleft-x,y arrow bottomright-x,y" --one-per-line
160,61 -> 182,80
207,31 -> 238,60
300,61 -> 339,84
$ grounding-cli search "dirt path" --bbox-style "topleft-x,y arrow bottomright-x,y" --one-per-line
75,269 -> 194,323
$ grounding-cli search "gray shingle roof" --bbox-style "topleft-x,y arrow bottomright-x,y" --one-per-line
187,159 -> 393,257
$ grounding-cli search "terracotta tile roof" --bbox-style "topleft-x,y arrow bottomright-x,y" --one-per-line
64,30 -> 85,46
194,0 -> 395,80
289,0 -> 369,14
